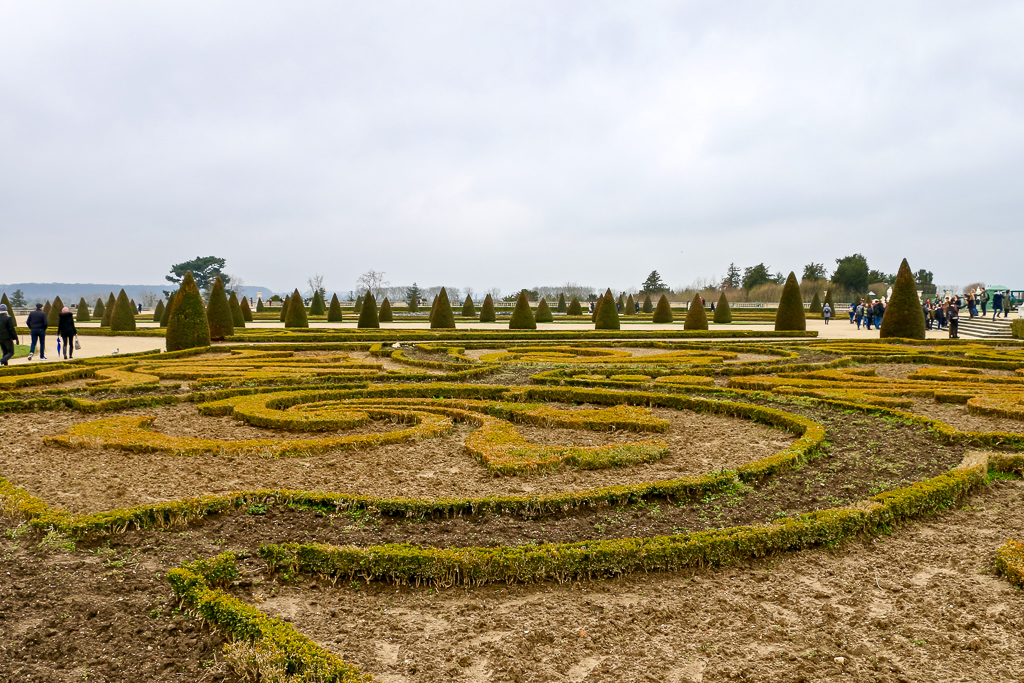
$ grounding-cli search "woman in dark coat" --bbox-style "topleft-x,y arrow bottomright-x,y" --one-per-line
57,307 -> 77,359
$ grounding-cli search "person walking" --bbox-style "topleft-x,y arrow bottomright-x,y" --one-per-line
993,290 -> 1003,318
980,288 -> 989,317
849,302 -> 856,323
923,300 -> 932,330
26,303 -> 48,360
872,299 -> 885,330
57,306 -> 77,360
0,304 -> 18,366
948,301 -> 960,339
1003,290 -> 1012,319
855,301 -> 864,329
822,302 -> 832,325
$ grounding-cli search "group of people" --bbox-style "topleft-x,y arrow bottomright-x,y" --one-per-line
845,300 -> 887,330
0,303 -> 78,365
962,288 -> 1014,319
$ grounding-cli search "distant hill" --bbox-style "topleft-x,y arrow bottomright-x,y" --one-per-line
0,283 -> 276,307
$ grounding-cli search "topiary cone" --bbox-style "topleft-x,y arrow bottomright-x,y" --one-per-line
256,298 -> 265,313
808,291 -> 822,314
567,297 -> 582,316
625,294 -> 635,316
327,294 -> 343,322
205,277 -> 234,339
508,290 -> 537,330
309,291 -> 326,316
652,294 -> 674,323
428,295 -> 438,324
824,289 -> 835,314
684,293 -> 708,330
160,292 -> 175,328
152,299 -> 164,323
556,293 -> 567,313
461,294 -> 475,318
431,288 -> 456,329
880,258 -> 926,340
591,295 -> 603,322
77,297 -> 91,323
1,293 -> 16,326
595,289 -> 620,330
165,271 -> 210,351
93,297 -> 105,323
379,297 -> 393,322
354,295 -> 363,314
480,294 -> 496,323
535,298 -> 554,323
279,295 -> 289,322
110,289 -> 137,332
775,272 -> 806,331
284,288 -> 309,328
357,291 -> 379,328
228,290 -> 245,327
240,296 -> 253,322
43,300 -> 51,318
713,291 -> 732,324
642,294 -> 653,313
47,296 -> 64,327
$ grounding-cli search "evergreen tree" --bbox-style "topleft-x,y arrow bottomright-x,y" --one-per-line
567,297 -> 582,316
431,288 -> 456,329
406,283 -> 421,312
240,296 -> 253,322
228,290 -> 245,327
808,291 -> 822,314
461,294 -> 475,318
206,277 -> 235,339
880,258 -> 926,340
110,289 -> 137,332
642,294 -> 653,313
165,272 -> 211,351
684,293 -> 708,330
43,300 -> 51,318
641,271 -> 668,293
279,295 -> 289,322
354,295 -> 363,314
591,295 -> 602,322
616,293 -> 625,311
160,292 -> 175,328
428,295 -> 438,323
93,297 -> 105,322
775,272 -> 807,331
101,293 -> 116,327
652,294 -> 674,323
508,290 -> 537,329
357,291 -> 379,328
713,291 -> 732,324
256,298 -> 265,312
152,300 -> 164,322
76,297 -> 91,323
379,297 -> 394,322
479,294 -> 496,322
47,296 -> 64,327
327,294 -> 343,322
1,294 -> 15,326
625,294 -> 635,315
130,299 -> 137,315
556,293 -> 567,313
824,289 -> 835,313
595,289 -> 620,330
309,290 -> 326,316
284,288 -> 310,328
535,298 -> 554,323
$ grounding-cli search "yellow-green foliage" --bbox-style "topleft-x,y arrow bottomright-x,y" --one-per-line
76,297 -> 91,323
879,258 -> 926,340
152,299 -> 164,323
160,292 -> 174,327
284,288 -> 309,329
642,294 -> 653,314
431,288 -> 456,329
535,298 -> 554,323
713,291 -> 732,324
652,294 -> 673,323
508,290 -> 536,330
327,294 -> 343,322
625,294 -> 635,315
47,296 -> 64,327
256,297 -> 265,313
557,293 -> 567,313
110,289 -> 137,332
775,272 -> 806,331
995,539 -> 1024,588
808,291 -> 822,314
1,294 -> 15,326
379,297 -> 393,323
279,295 -> 289,322
92,297 -> 104,323
165,272 -> 211,352
684,293 -> 708,331
462,295 -> 475,318
240,295 -> 253,322
595,289 -> 620,330
206,277 -> 234,340
309,291 -> 326,316
1012,319 -> 1024,339
357,291 -> 379,328
567,297 -> 583,316
228,290 -> 245,327
100,293 -> 116,327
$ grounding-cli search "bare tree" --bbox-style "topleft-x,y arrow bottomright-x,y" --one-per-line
222,274 -> 246,295
462,286 -> 475,301
486,287 -> 502,300
306,274 -> 326,300
356,270 -> 390,300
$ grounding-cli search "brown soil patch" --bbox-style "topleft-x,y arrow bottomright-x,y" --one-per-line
906,399 -> 1024,434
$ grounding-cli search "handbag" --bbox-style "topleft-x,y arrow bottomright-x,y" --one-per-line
74,336 -> 81,351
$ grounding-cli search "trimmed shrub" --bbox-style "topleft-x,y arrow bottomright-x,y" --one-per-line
1012,319 -> 1024,340
461,294 -> 475,318
713,291 -> 732,324
595,289 -> 620,330
284,288 -> 310,329
431,288 -> 456,329
256,298 -> 265,313
1,293 -> 14,326
43,300 -> 51,317
130,299 -> 137,314
683,293 -> 708,331
357,291 -> 379,328
557,293 -> 567,313
109,289 -> 137,332
228,291 -> 245,328
808,291 -> 822,314
152,300 -> 164,323
642,294 -> 653,313
652,294 -> 673,323
428,295 -> 438,323
205,277 -> 234,340
535,298 -> 554,323
775,272 -> 807,331
625,294 -> 635,315
165,272 -> 211,351
567,297 -> 582,316
279,295 -> 289,322
591,295 -> 601,322
47,296 -> 64,327
354,295 -> 363,314
239,296 -> 253,322
160,292 -> 175,328
379,297 -> 393,322
309,291 -> 326,316
76,297 -> 91,323
327,294 -> 343,322
880,258 -> 926,340
480,294 -> 496,323
824,289 -> 835,314
509,290 -> 537,329
93,297 -> 105,322
617,293 -> 625,311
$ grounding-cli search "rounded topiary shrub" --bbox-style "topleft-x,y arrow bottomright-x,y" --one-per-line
431,288 -> 456,329
480,294 -> 496,323
567,297 -> 582,316
652,294 -> 673,323
713,291 -> 732,324
205,277 -> 234,340
357,291 -> 379,328
228,290 -> 245,327
684,293 -> 708,330
165,271 -> 211,351
284,288 -> 309,328
152,299 -> 164,323
595,289 -> 620,330
110,289 -> 137,332
77,297 -> 91,323
535,298 -> 554,323
327,294 -> 343,322
642,295 -> 653,313
379,297 -> 394,322
509,290 -> 537,330
775,272 -> 806,331
879,258 -> 926,340
461,295 -> 475,318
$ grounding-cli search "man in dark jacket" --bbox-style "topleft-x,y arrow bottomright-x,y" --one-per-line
0,304 -> 18,365
948,302 -> 960,339
25,302 -> 48,360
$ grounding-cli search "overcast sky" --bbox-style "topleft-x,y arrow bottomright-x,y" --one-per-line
1,1 -> 1021,294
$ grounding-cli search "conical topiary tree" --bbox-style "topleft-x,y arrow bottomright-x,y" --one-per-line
354,295 -> 363,314
284,288 -> 309,329
152,299 -> 164,322
205,277 -> 234,340
357,291 -> 379,328
47,296 -> 65,327
77,297 -> 91,323
775,272 -> 806,331
535,298 -> 554,323
557,293 -> 567,313
160,292 -> 175,327
480,294 -> 496,323
808,291 -> 822,314
642,294 -> 653,313
595,289 -> 620,330
93,297 -> 105,322
461,294 -> 475,318
1,293 -> 16,326
713,291 -> 732,324
652,294 -> 674,323
684,293 -> 708,330
101,293 -> 116,328
625,294 -> 635,316
309,291 -> 326,316
279,295 -> 289,322
327,294 -> 343,322
509,290 -> 537,330
131,300 -> 137,315
616,293 -> 625,312
256,298 -> 265,313
43,300 -> 51,318
567,297 -> 582,316
379,297 -> 393,322
824,289 -> 835,314
228,291 -> 245,327
880,258 -> 927,340
165,271 -> 211,351
428,295 -> 438,324
110,289 -> 137,332
240,296 -> 253,322
431,288 -> 456,329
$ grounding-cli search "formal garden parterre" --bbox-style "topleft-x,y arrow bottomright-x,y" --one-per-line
1,335 -> 1023,681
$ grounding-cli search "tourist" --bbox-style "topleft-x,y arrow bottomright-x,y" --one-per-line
58,306 -> 77,360
936,300 -> 947,330
0,304 -> 18,366
849,302 -> 856,323
923,300 -> 931,330
980,288 -> 989,316
872,299 -> 885,329
992,290 -> 1003,318
854,301 -> 865,329
948,300 -> 960,339
25,303 -> 48,361
822,302 -> 831,325
863,301 -> 873,330
967,291 -> 977,318
1003,290 -> 1012,319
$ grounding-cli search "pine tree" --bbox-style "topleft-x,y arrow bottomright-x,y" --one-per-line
461,294 -> 475,318
1,293 -> 16,326
160,292 -> 175,328
379,297 -> 394,322
567,297 -> 582,316
595,289 -> 620,330
205,277 -> 234,340
93,298 -> 105,322
284,288 -> 310,328
406,284 -> 421,312
556,293 -> 567,313
309,290 -> 326,316
228,290 -> 245,327
110,289 -> 137,332
625,294 -> 635,316
47,296 -> 64,327
880,258 -> 927,340
240,296 -> 253,322
327,294 -> 343,322
354,295 -> 363,314
357,291 -> 379,328
77,297 -> 91,323
809,291 -> 822,314
775,272 -> 807,331
509,290 -> 537,329
165,272 -> 211,351
256,298 -> 265,313
101,293 -> 116,327
535,298 -> 554,323
152,300 -> 164,322
652,294 -> 674,323
684,293 -> 708,330
713,292 -> 732,324
642,294 -> 653,313
431,288 -> 456,329
480,294 -> 496,322
279,295 -> 289,322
